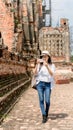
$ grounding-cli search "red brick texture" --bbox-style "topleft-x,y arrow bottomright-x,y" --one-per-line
0,0 -> 14,51
55,65 -> 73,84
52,56 -> 65,63
56,79 -> 70,84
0,59 -> 26,76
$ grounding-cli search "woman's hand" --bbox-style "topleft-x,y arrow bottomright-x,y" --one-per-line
37,59 -> 41,64
44,61 -> 53,76
43,61 -> 48,68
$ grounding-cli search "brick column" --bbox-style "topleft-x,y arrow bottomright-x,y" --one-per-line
64,31 -> 70,62
0,0 -> 14,52
22,0 -> 31,52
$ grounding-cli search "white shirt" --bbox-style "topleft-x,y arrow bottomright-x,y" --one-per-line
36,63 -> 56,89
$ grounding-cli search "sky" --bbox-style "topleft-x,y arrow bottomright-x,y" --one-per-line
45,0 -> 73,27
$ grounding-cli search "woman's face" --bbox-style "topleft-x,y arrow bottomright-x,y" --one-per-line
42,55 -> 49,63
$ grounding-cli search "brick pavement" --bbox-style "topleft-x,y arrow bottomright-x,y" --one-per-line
0,83 -> 73,130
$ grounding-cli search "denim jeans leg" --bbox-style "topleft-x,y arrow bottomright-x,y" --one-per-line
37,82 -> 46,115
45,83 -> 51,115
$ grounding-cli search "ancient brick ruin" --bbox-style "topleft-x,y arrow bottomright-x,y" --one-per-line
0,0 -> 43,122
0,0 -> 43,58
0,0 -> 73,123
0,0 -> 43,78
39,18 -> 70,63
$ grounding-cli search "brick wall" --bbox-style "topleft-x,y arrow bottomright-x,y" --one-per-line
52,56 -> 65,63
0,0 -> 14,51
0,58 -> 27,76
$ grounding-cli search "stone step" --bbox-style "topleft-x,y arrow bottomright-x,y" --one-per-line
0,76 -> 14,83
0,77 -> 31,123
0,77 -> 28,97
0,77 -> 13,83
0,78 -> 17,88
0,74 -> 14,80
0,74 -> 28,88
0,73 -> 27,81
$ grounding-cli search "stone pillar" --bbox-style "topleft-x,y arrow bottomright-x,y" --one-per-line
64,32 -> 70,62
22,0 -> 32,52
27,0 -> 36,50
62,34 -> 65,57
32,0 -> 38,51
38,0 -> 43,29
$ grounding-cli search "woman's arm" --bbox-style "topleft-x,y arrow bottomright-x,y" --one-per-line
44,62 -> 55,76
33,59 -> 40,75
46,65 -> 53,76
33,65 -> 38,75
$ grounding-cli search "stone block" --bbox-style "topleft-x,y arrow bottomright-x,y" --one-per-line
56,79 -> 70,84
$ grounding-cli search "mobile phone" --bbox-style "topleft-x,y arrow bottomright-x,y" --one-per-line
40,62 -> 43,65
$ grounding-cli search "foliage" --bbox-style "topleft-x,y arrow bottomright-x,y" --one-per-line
70,56 -> 73,62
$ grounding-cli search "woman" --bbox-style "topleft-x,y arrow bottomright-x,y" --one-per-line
34,50 -> 55,123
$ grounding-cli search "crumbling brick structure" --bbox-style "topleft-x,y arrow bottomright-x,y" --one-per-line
39,18 -> 70,63
0,0 -> 42,59
0,0 -> 43,121
0,0 -> 14,51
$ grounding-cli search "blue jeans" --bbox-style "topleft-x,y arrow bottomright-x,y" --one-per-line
36,81 -> 51,116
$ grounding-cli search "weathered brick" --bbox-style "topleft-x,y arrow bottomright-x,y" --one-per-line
56,79 -> 70,84
0,0 -> 14,52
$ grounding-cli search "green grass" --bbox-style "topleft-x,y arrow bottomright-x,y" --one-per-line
70,56 -> 73,62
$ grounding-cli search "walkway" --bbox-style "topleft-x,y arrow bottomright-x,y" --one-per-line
0,83 -> 73,130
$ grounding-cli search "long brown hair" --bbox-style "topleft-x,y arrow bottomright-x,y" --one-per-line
48,56 -> 52,64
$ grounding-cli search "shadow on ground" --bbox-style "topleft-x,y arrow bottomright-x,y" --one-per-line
48,113 -> 68,120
